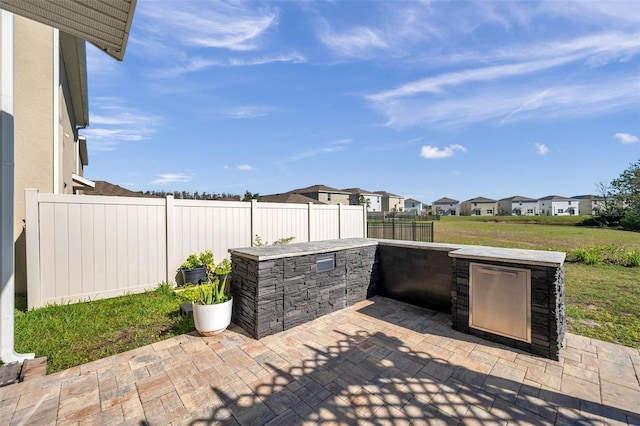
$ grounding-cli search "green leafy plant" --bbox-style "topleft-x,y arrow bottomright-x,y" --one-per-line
181,253 -> 203,270
194,258 -> 232,305
624,249 -> 640,267
254,234 -> 295,246
181,250 -> 214,270
181,250 -> 215,270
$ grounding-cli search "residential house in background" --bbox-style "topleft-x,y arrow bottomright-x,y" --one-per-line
292,184 -> 351,205
432,197 -> 460,216
342,188 -> 382,211
90,181 -> 149,198
573,195 -> 607,216
13,16 -> 95,293
404,198 -> 425,213
461,197 -> 498,216
538,195 -> 579,216
375,191 -> 405,212
498,196 -> 539,216
259,192 -> 326,205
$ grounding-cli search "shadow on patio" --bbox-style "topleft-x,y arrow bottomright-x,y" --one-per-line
184,299 -> 637,425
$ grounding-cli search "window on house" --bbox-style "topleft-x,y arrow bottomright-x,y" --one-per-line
527,209 -> 534,214
558,209 -> 564,214
486,209 -> 493,215
474,209 -> 481,215
327,193 -> 332,201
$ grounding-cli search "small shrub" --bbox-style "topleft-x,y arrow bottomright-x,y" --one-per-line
273,236 -> 295,245
570,246 -> 600,265
623,250 -> 640,267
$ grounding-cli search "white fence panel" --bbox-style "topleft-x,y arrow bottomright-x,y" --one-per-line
172,200 -> 252,275
312,205 -> 340,241
31,193 -> 167,308
341,205 -> 367,238
254,202 -> 309,245
25,191 -> 365,308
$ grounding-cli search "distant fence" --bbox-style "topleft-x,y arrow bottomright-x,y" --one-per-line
367,220 -> 434,243
24,190 -> 366,308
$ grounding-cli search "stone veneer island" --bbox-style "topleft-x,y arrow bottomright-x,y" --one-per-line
230,238 -> 565,360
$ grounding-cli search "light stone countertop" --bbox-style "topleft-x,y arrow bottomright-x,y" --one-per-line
229,238 -> 377,261
448,245 -> 566,267
230,238 -> 565,267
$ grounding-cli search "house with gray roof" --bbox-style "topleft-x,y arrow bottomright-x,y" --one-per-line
342,188 -> 382,211
498,196 -> 539,216
374,191 -> 405,212
259,192 -> 326,205
432,197 -> 460,216
538,195 -> 579,216
404,198 -> 425,212
461,197 -> 498,216
290,184 -> 351,205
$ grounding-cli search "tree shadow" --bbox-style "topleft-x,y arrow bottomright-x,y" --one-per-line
185,299 -> 637,425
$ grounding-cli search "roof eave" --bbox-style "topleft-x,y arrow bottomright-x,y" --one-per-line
60,32 -> 88,127
0,0 -> 137,61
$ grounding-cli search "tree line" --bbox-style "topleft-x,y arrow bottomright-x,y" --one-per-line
140,190 -> 260,202
586,159 -> 640,231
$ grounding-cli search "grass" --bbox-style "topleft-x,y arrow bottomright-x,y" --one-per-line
14,283 -> 195,373
564,263 -> 640,348
435,216 -> 640,348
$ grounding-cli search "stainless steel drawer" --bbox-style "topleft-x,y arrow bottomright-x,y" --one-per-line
469,263 -> 531,343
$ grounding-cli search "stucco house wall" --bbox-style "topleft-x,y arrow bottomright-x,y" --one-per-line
538,196 -> 579,216
13,16 -> 89,293
461,198 -> 498,216
433,198 -> 460,216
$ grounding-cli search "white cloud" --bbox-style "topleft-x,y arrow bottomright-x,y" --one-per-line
136,0 -> 278,52
284,140 -> 351,163
535,143 -> 549,155
151,173 -> 191,184
220,105 -> 277,119
614,132 -> 639,144
83,100 -> 163,151
369,75 -> 639,128
152,52 -> 306,78
318,23 -> 388,58
365,28 -> 640,128
420,144 -> 467,159
238,164 -> 253,171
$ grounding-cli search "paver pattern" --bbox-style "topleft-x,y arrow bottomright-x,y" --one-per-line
1,296 -> 639,425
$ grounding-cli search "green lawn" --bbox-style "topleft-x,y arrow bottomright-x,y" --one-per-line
435,216 -> 640,347
14,283 -> 194,373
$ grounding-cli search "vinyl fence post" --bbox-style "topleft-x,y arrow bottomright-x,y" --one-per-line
338,203 -> 343,239
251,199 -> 258,246
24,188 -> 41,310
362,205 -> 367,238
308,202 -> 313,242
165,195 -> 174,283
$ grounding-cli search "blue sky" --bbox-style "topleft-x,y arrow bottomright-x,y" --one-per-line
83,0 -> 640,204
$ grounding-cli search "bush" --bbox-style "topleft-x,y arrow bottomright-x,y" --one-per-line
570,247 -> 601,265
620,210 -> 640,232
568,245 -> 640,267
624,250 -> 640,267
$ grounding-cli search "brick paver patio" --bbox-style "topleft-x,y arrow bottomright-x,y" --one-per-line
1,296 -> 639,425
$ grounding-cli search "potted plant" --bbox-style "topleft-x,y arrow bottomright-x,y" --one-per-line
180,250 -> 213,285
192,258 -> 233,336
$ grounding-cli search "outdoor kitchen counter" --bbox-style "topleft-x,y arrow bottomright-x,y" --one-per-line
229,238 -> 377,260
448,245 -> 566,267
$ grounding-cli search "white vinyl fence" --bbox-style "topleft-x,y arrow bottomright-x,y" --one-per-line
24,190 -> 366,308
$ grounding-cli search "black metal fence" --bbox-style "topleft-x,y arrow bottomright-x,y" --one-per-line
367,221 -> 434,242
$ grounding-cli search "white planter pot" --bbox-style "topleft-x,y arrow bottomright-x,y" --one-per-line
192,297 -> 233,336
